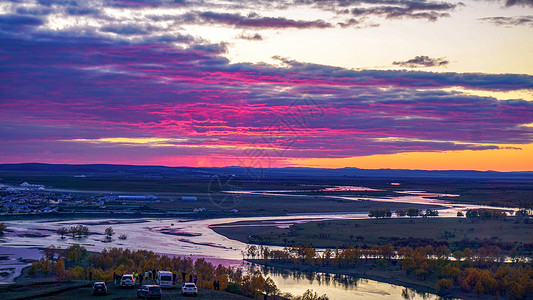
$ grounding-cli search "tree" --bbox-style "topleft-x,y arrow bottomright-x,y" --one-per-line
69,225 -> 89,238
407,208 -> 420,217
396,209 -> 407,217
296,289 -> 329,300
379,244 -> 395,260
44,245 -> 56,261
105,227 -> 115,241
515,209 -> 529,217
77,225 -> 89,237
69,226 -> 77,238
425,209 -> 439,217
57,227 -> 68,239
28,261 -> 39,276
473,281 -> 484,297
435,245 -> 451,259
40,258 -> 52,274
247,245 -> 257,259
466,209 -> 480,219
435,278 -> 453,295
263,277 -> 279,296
54,259 -> 66,280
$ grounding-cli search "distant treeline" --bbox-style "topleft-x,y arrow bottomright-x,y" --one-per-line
368,208 -> 439,218
368,208 -> 531,219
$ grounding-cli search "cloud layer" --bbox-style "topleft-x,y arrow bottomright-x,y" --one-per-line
0,0 -> 532,167
1,28 -> 532,165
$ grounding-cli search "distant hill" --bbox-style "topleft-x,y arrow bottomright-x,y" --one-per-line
0,163 -> 532,180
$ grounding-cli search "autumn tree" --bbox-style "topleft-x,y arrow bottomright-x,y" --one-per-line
435,278 -> 453,295
54,259 -> 66,280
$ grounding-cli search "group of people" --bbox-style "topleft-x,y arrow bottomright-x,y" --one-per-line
212,280 -> 220,290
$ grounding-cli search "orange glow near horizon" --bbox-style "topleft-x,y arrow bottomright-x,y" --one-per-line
288,144 -> 533,172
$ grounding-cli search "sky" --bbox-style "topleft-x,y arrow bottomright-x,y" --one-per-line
1,0 -> 533,171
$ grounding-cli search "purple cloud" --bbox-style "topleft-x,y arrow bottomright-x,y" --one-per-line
0,25 -> 532,165
195,11 -> 333,29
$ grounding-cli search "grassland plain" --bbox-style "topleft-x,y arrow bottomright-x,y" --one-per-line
211,217 -> 533,252
0,279 -> 252,300
2,172 -> 532,207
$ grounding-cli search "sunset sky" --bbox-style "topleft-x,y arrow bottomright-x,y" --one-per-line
1,0 -> 532,171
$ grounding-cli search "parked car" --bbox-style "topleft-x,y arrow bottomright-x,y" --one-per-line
137,285 -> 162,299
156,270 -> 173,288
92,281 -> 107,295
182,282 -> 198,296
120,274 -> 136,287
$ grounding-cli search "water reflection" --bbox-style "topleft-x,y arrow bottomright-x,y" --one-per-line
247,263 -> 440,300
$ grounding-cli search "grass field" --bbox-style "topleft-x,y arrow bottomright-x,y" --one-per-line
2,172 -> 532,207
212,217 -> 533,252
0,279 -> 251,300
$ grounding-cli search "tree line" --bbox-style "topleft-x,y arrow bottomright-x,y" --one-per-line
369,208 -> 439,218
247,244 -> 533,299
28,244 -> 327,300
369,208 -> 530,219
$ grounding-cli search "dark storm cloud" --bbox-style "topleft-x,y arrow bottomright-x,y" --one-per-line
479,15 -> 533,26
393,56 -> 450,68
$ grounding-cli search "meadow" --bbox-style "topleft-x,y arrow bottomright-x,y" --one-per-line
212,217 -> 533,254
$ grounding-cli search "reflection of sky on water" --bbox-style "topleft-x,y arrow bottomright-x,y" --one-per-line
251,264 -> 439,300
0,247 -> 41,284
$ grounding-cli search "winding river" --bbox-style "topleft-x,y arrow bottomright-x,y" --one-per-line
1,188 -> 511,298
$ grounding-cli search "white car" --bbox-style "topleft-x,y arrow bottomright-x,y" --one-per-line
182,282 -> 198,296
156,270 -> 173,288
120,274 -> 136,287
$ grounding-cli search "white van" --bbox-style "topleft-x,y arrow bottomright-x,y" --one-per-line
156,270 -> 173,288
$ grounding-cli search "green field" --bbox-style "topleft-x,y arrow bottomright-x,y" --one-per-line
212,217 -> 533,253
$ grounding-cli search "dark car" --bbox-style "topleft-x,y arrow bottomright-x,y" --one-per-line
137,285 -> 162,299
92,282 -> 107,295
